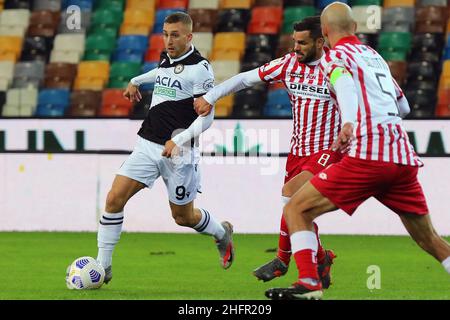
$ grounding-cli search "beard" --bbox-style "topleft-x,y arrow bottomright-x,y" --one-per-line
296,46 -> 317,64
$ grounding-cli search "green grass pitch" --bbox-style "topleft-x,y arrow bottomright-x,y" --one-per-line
1,232 -> 449,300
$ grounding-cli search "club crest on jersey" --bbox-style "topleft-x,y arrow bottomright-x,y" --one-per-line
155,76 -> 182,90
174,64 -> 184,74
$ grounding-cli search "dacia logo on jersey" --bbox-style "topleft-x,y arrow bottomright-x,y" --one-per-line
155,76 -> 182,90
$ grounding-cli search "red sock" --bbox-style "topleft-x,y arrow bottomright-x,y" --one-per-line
293,249 -> 319,281
277,215 -> 291,265
313,222 -> 326,264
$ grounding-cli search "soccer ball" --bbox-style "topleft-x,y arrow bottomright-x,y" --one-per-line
66,256 -> 105,290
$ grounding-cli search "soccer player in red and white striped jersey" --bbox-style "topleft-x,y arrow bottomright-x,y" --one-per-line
194,17 -> 341,287
266,2 -> 450,300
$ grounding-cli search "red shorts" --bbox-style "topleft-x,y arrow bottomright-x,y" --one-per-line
285,150 -> 343,184
310,156 -> 429,216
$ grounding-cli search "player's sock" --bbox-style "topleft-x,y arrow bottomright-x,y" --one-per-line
313,222 -> 326,264
277,196 -> 291,265
291,231 -> 320,284
442,256 -> 450,274
193,208 -> 225,241
97,211 -> 124,269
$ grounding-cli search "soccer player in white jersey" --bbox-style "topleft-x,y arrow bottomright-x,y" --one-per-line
266,2 -> 450,300
194,16 -> 340,287
90,13 -> 235,285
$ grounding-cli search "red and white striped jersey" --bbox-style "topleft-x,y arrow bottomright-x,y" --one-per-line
319,36 -> 422,166
258,52 -> 340,156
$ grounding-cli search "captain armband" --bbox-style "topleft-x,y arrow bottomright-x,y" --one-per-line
329,67 -> 351,87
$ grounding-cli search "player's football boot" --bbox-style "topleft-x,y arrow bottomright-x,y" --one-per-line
253,257 -> 288,282
265,281 -> 323,300
216,221 -> 234,269
318,250 -> 336,289
103,266 -> 112,284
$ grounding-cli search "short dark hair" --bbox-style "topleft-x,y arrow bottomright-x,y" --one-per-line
293,16 -> 322,40
164,12 -> 193,30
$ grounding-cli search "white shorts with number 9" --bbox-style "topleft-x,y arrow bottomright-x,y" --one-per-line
117,136 -> 201,205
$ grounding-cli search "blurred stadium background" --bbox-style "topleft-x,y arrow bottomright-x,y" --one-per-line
0,0 -> 448,117
1,0 -> 450,300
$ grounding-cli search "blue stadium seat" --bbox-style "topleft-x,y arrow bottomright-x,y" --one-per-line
139,62 -> 158,91
117,36 -> 149,52
263,89 -> 292,117
112,50 -> 144,63
62,0 -> 94,11
35,89 -> 70,117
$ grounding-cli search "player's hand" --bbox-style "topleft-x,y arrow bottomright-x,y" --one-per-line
194,96 -> 213,116
162,140 -> 179,158
123,83 -> 142,102
332,122 -> 355,153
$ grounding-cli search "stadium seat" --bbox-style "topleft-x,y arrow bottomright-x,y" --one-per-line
387,61 -> 407,86
33,0 -> 61,11
61,0 -> 94,11
264,89 -> 291,117
108,62 -> 141,88
145,34 -> 164,62
188,0 -> 220,9
52,33 -> 85,59
74,61 -> 110,90
254,0 -> 283,5
405,88 -> 437,118
84,34 -> 116,61
221,0 -> 252,9
212,60 -> 240,84
57,10 -> 91,34
90,9 -> 123,30
356,33 -> 378,48
211,32 -> 246,60
20,36 -> 52,62
234,85 -> 267,115
353,5 -> 382,34
415,6 -> 446,33
0,60 -> 14,90
188,8 -> 217,32
282,6 -> 316,34
27,10 -> 60,38
317,0 -> 348,10
100,89 -> 133,117
95,0 -> 124,11
126,0 -> 155,10
406,61 -> 436,83
68,90 -> 101,116
4,0 -> 30,9
276,34 -> 293,57
245,34 -> 277,56
12,60 -> 45,88
44,62 -> 77,89
158,0 -> 188,9
418,0 -> 447,5
243,51 -> 273,67
0,8 -> 30,36
0,35 -> 22,62
248,7 -> 283,35
131,89 -> 152,119
383,0 -> 415,7
216,9 -> 250,33
214,95 -> 234,117
1,87 -> 37,116
35,88 -> 70,116
192,32 -> 213,58
121,9 -> 154,35
284,0 -> 315,5
382,7 -> 415,33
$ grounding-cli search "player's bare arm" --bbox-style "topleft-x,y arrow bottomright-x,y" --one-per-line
194,96 -> 213,116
